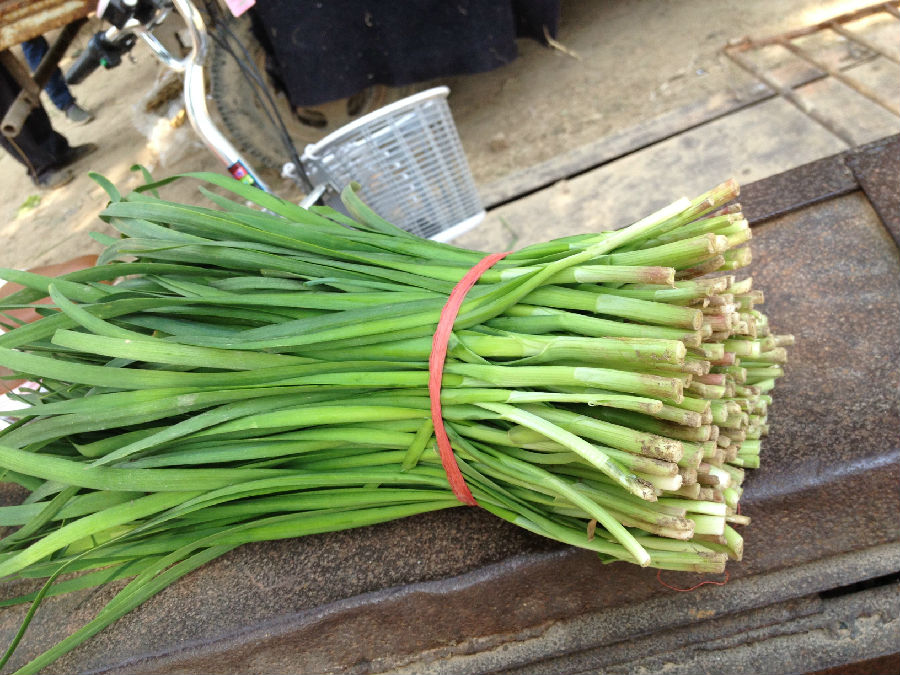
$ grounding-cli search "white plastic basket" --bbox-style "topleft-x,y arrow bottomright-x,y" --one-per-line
299,87 -> 485,242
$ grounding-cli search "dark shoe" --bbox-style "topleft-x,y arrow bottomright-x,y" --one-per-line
33,166 -> 75,190
58,142 -> 98,169
66,103 -> 94,124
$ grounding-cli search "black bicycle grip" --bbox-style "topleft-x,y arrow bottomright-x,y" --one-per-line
66,32 -> 138,85
65,34 -> 105,85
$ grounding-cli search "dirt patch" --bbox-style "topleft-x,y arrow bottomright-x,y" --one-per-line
447,0 -> 895,186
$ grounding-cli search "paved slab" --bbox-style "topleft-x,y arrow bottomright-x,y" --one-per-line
455,96 -> 845,254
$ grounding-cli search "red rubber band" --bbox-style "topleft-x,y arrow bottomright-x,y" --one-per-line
429,251 -> 511,505
656,569 -> 730,592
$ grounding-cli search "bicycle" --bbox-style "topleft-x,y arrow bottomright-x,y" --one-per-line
70,0 -> 485,240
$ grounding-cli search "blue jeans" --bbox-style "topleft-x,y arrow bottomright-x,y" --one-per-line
21,36 -> 75,112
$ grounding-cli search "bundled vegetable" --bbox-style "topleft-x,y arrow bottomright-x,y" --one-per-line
0,173 -> 791,673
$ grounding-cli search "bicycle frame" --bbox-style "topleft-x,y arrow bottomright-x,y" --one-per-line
117,0 -> 273,191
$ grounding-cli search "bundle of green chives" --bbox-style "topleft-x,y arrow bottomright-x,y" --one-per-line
0,173 -> 791,673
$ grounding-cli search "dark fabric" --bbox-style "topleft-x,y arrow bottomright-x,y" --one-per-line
21,36 -> 76,112
249,0 -> 560,107
512,0 -> 560,41
0,61 -> 70,179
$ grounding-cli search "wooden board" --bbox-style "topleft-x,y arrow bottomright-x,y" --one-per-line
0,0 -> 94,51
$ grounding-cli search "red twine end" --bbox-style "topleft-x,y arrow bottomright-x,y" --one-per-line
428,251 -> 511,506
656,569 -> 730,592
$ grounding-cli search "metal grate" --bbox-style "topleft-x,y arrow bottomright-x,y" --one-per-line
724,2 -> 900,146
300,87 -> 485,242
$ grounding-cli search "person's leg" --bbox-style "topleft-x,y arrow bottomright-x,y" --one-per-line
0,61 -> 71,178
21,36 -> 76,112
20,35 -> 45,71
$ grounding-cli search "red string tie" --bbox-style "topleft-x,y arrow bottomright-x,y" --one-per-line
428,251 -> 511,506
656,569 -> 730,592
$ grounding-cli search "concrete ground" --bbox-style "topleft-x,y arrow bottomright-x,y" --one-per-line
1,0 -> 898,268
453,0 -> 900,251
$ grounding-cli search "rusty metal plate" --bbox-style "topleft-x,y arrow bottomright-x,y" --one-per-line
846,135 -> 900,246
740,153 -> 857,225
0,0 -> 94,51
740,133 -> 900,226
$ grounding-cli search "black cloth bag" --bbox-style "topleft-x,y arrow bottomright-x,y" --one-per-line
249,0 -> 560,106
